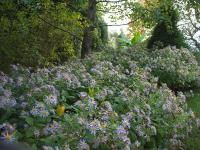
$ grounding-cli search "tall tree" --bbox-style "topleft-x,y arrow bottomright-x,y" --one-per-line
80,0 -> 129,58
81,0 -> 96,58
177,0 -> 200,50
147,0 -> 188,49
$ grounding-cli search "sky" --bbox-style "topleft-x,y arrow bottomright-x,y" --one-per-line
103,9 -> 130,34
102,0 -> 139,34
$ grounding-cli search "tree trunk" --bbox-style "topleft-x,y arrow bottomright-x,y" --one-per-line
81,0 -> 96,59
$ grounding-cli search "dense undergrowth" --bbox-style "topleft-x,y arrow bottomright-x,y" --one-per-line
0,46 -> 199,150
184,91 -> 200,150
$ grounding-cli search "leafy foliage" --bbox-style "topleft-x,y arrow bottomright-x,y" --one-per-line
147,0 -> 188,49
148,46 -> 200,90
116,31 -> 131,49
128,0 -> 188,49
131,32 -> 144,45
176,0 -> 200,51
92,19 -> 108,51
0,0 -> 84,72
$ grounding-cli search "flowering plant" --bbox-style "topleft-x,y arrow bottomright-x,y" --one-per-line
148,46 -> 200,90
0,48 -> 196,149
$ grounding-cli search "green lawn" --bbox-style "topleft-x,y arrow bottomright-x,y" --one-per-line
185,92 -> 200,150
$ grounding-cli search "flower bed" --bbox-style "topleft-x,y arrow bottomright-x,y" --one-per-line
148,46 -> 200,90
0,49 -> 195,150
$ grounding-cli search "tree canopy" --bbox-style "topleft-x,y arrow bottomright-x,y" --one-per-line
0,0 -> 199,70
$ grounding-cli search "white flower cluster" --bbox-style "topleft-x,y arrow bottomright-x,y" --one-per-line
0,87 -> 16,108
43,121 -> 62,135
30,102 -> 49,118
149,46 -> 200,89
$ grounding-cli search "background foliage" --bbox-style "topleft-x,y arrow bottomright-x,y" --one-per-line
0,0 -> 108,72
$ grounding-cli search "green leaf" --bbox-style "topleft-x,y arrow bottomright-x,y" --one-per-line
25,117 -> 34,126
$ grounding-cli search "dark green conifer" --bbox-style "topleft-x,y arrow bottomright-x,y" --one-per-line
147,1 -> 188,49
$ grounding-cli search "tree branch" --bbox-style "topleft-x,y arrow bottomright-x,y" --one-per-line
65,3 -> 87,17
20,3 -> 83,41
104,21 -> 133,26
36,15 -> 83,41
186,28 -> 200,50
188,15 -> 200,31
96,9 -> 124,13
97,17 -> 139,27
96,0 -> 126,4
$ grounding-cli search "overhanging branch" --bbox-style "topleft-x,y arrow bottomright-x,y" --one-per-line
105,21 -> 133,26
97,9 -> 124,13
96,0 -> 126,4
36,15 -> 83,41
20,3 -> 83,41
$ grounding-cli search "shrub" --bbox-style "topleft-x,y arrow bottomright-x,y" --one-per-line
116,31 -> 131,49
147,0 -> 188,49
148,46 -> 200,90
0,0 -> 83,72
0,49 -> 195,150
131,32 -> 144,45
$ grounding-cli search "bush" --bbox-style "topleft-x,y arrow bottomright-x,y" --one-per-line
148,46 -> 200,90
0,49 -> 195,150
116,31 -> 131,49
147,1 -> 188,49
0,0 -> 83,72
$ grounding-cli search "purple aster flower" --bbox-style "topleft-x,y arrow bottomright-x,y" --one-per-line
0,132 -> 16,143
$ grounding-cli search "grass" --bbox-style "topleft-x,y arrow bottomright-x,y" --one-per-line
187,92 -> 200,117
185,91 -> 200,150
